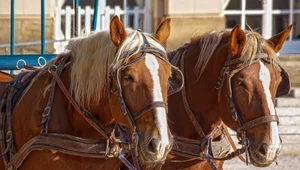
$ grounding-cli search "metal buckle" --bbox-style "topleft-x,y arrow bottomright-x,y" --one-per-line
113,144 -> 120,157
241,131 -> 250,166
47,64 -> 57,73
119,97 -> 128,115
132,131 -> 139,156
105,139 -> 110,159
6,131 -> 12,142
42,106 -> 51,117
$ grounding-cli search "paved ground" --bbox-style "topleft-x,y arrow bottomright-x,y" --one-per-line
223,154 -> 300,170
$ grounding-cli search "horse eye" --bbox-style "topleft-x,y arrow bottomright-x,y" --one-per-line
238,81 -> 245,86
124,75 -> 134,82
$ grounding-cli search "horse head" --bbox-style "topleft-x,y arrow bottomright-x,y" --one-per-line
217,25 -> 292,166
103,16 -> 182,167
166,24 -> 292,169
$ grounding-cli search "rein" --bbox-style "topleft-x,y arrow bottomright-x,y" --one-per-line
0,32 -> 173,170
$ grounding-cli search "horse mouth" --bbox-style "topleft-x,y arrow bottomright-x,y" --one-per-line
137,142 -> 172,168
249,149 -> 277,167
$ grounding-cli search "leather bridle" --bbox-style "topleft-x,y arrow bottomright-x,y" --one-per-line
215,37 -> 280,165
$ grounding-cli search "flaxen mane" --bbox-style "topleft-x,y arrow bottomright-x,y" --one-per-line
64,28 -> 167,106
193,29 -> 278,80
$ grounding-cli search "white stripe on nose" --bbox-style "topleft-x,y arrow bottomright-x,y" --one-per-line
144,53 -> 169,158
258,61 -> 281,159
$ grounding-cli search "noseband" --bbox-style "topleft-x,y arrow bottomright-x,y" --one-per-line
215,37 -> 280,164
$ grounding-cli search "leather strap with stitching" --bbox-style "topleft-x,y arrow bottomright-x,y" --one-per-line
49,70 -> 111,140
133,102 -> 167,120
179,48 -> 206,140
7,133 -> 133,170
238,115 -> 279,132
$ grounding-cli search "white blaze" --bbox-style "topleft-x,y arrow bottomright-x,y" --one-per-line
258,61 -> 281,160
145,53 -> 169,157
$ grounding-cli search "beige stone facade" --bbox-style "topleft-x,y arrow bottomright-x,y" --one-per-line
153,0 -> 225,51
163,16 -> 225,51
0,18 -> 55,54
0,0 -> 56,54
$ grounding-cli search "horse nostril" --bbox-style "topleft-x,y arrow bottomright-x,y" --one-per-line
147,138 -> 158,154
259,143 -> 269,155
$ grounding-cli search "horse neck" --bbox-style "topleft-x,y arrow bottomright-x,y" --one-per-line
51,65 -> 114,139
168,42 -> 227,140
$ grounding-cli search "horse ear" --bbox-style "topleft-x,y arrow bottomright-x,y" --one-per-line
229,25 -> 246,58
110,15 -> 127,47
267,24 -> 293,53
153,18 -> 171,44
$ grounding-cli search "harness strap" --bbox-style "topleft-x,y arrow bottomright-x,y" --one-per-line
238,115 -> 279,132
222,124 -> 246,162
6,82 -> 16,161
133,101 -> 167,120
48,70 -> 111,140
6,133 -> 133,170
179,48 -> 206,141
0,88 -> 9,166
40,56 -> 69,134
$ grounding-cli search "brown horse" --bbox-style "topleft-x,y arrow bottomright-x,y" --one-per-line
120,25 -> 292,170
161,25 -> 293,170
0,71 -> 13,95
0,71 -> 14,82
0,16 -> 183,170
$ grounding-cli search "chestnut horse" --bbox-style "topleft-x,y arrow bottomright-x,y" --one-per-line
121,24 -> 292,170
161,25 -> 292,170
0,16 -> 183,170
0,71 -> 14,82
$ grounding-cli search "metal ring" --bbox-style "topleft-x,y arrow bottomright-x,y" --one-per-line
6,131 -> 12,142
38,56 -> 47,67
47,64 -> 58,73
244,138 -> 250,148
16,59 -> 27,70
40,129 -> 48,134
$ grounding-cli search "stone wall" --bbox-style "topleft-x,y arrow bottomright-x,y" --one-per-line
0,0 -> 56,55
162,16 -> 225,51
0,17 -> 55,55
279,55 -> 300,87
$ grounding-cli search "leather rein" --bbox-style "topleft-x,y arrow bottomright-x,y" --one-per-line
168,39 -> 281,170
0,33 -> 173,170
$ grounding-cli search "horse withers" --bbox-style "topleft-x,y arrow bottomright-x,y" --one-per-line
156,24 -> 292,170
0,71 -> 14,96
0,71 -> 14,82
0,16 -> 183,170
